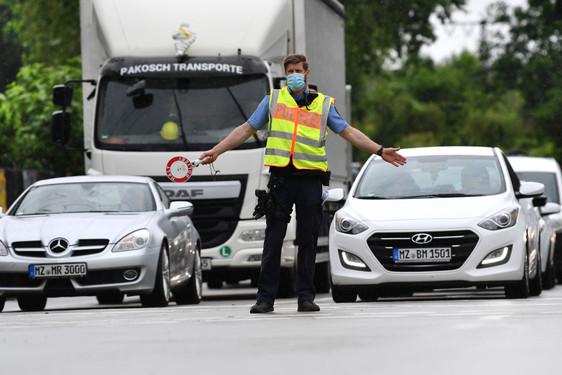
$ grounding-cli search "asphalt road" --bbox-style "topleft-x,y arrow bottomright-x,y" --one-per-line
1,283 -> 561,375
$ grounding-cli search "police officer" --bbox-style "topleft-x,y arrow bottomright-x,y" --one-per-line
200,54 -> 406,313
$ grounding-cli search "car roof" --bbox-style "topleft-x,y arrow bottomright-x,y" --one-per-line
507,155 -> 561,173
29,175 -> 154,187
396,146 -> 498,158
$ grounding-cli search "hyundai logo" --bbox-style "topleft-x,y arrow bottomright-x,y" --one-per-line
411,233 -> 433,244
48,238 -> 69,254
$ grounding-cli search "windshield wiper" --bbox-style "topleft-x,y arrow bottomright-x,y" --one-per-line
408,193 -> 475,198
226,87 -> 261,146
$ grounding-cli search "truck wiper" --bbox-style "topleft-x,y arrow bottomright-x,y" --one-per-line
226,87 -> 261,146
172,89 -> 189,149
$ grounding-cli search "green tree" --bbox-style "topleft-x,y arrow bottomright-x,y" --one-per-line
489,0 -> 562,158
0,2 -> 23,92
351,52 -> 531,161
6,0 -> 80,65
0,57 -> 84,175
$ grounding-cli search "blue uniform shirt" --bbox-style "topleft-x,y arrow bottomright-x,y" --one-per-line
247,87 -> 349,134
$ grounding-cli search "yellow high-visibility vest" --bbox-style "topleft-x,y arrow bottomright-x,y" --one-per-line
264,87 -> 334,171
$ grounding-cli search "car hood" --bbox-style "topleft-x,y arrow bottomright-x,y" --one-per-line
343,195 -> 516,223
0,212 -> 156,245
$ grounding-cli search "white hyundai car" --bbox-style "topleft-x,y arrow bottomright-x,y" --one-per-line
0,175 -> 202,312
508,155 -> 562,285
329,146 -> 545,302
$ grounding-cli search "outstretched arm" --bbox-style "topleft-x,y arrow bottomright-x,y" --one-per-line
338,125 -> 406,167
199,122 -> 258,164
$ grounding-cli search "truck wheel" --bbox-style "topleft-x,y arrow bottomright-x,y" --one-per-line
141,245 -> 170,307
173,249 -> 202,305
18,295 -> 47,311
277,265 -> 296,298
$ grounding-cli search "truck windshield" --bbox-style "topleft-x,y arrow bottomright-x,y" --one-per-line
95,74 -> 269,151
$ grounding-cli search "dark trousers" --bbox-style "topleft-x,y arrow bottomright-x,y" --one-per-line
256,175 -> 323,304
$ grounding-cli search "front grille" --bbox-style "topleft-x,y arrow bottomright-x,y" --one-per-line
367,230 -> 478,271
11,239 -> 109,258
154,174 -> 248,249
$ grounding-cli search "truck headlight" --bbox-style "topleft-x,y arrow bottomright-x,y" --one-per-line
240,228 -> 266,242
113,229 -> 150,252
335,212 -> 368,234
0,240 -> 7,256
478,208 -> 518,230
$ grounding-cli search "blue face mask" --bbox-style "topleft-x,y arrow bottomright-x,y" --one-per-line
286,73 -> 306,91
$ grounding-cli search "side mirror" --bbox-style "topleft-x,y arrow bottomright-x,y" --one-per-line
517,181 -> 545,199
533,195 -> 547,207
53,84 -> 73,108
541,202 -> 561,216
168,201 -> 194,217
51,110 -> 71,144
322,188 -> 345,204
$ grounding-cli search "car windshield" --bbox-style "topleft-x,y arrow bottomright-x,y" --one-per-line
355,155 -> 506,199
95,74 -> 269,152
12,182 -> 156,215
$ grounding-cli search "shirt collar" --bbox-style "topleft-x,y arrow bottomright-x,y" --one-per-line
288,86 -> 309,100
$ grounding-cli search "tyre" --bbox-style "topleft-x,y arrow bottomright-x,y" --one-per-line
542,249 -> 557,290
141,245 -> 171,307
206,278 -> 223,289
358,290 -> 380,302
0,297 -> 5,312
331,283 -> 357,303
277,264 -> 296,298
96,292 -> 125,305
173,249 -> 202,305
314,261 -> 331,293
529,249 -> 543,296
505,249 -> 530,299
17,295 -> 47,312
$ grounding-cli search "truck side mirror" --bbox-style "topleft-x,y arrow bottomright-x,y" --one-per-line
53,85 -> 73,108
52,110 -> 71,144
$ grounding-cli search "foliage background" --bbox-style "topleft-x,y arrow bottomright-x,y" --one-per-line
0,0 -> 561,175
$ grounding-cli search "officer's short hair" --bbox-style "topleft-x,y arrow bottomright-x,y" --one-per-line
284,54 -> 309,71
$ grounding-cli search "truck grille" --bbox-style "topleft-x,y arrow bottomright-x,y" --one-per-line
367,230 -> 478,271
154,174 -> 247,249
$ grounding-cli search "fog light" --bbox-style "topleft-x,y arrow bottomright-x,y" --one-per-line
123,269 -> 139,281
240,229 -> 266,242
247,254 -> 262,262
478,245 -> 512,268
338,250 -> 370,271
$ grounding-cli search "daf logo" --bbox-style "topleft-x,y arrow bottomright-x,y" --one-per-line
411,233 -> 433,244
48,238 -> 69,254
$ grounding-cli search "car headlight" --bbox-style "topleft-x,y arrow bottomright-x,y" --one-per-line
113,229 -> 150,252
335,212 -> 368,235
478,208 -> 518,231
0,240 -> 7,256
